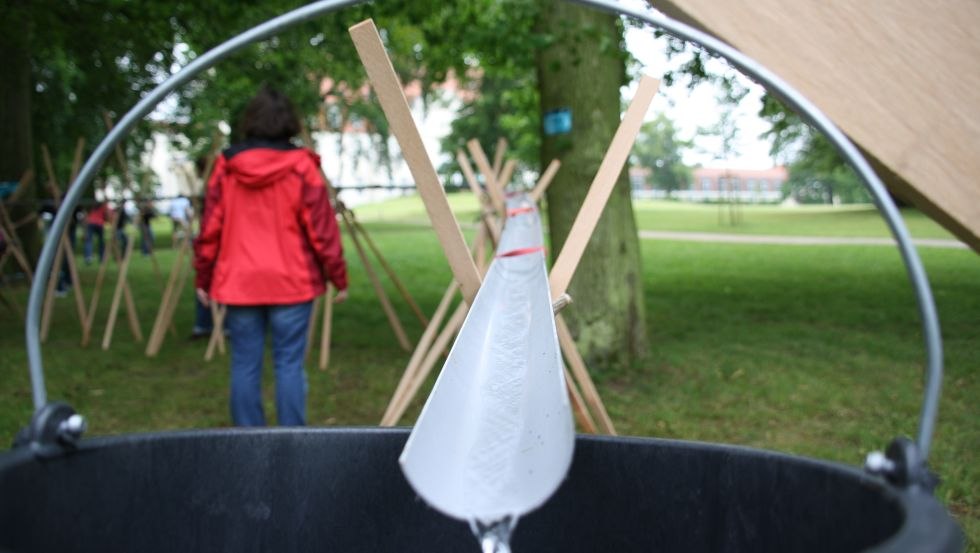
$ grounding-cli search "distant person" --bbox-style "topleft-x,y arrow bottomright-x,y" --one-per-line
194,86 -> 349,427
83,197 -> 108,264
168,194 -> 193,246
139,200 -> 157,255
113,202 -> 130,256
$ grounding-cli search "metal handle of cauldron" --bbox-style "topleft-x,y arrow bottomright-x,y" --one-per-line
23,0 -> 943,477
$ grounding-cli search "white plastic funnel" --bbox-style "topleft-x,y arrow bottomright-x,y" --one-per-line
399,195 -> 575,523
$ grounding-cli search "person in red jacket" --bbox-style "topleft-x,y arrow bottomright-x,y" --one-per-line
194,86 -> 348,426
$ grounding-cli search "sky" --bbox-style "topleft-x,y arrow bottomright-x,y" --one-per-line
620,1 -> 777,169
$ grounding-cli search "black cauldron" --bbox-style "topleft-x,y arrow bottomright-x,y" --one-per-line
0,427 -> 962,552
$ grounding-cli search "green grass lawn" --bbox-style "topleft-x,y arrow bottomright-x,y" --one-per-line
359,192 -> 958,241
1,195 -> 977,548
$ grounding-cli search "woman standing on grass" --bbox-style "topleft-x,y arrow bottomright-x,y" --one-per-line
194,86 -> 348,426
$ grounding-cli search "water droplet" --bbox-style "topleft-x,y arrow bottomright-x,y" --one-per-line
469,515 -> 518,553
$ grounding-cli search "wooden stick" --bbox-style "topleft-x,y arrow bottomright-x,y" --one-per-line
456,149 -> 501,248
39,142 -> 89,340
319,283 -> 335,371
548,75 -> 659,301
81,207 -> 120,346
305,295 -> 323,361
101,236 -> 136,350
0,206 -> 34,282
385,300 -> 468,426
530,159 -> 561,202
205,303 -> 227,361
155,247 -> 191,352
466,139 -> 505,216
350,215 -> 429,327
497,158 -> 517,192
492,137 -> 508,179
555,313 -> 616,435
7,169 -> 33,203
341,209 -> 412,351
145,238 -> 189,355
380,279 -> 459,425
456,149 -> 487,203
350,19 -> 481,305
565,366 -> 597,433
39,238 -> 66,341
121,271 -> 143,343
64,234 -> 87,327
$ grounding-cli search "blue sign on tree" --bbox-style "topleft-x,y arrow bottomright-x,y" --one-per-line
543,108 -> 572,136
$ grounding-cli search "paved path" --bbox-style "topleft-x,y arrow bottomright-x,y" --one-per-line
638,230 -> 969,249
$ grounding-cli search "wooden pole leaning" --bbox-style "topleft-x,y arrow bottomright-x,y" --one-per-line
548,74 -> 660,302
350,19 -> 482,304
530,159 -> 561,203
204,303 -> 227,361
103,112 -> 160,331
352,18 -> 625,433
304,295 -> 323,361
491,137 -> 508,178
456,150 -> 499,249
0,183 -> 35,283
466,139 -> 505,217
299,126 -> 426,359
340,208 -> 412,351
39,141 -> 88,340
80,206 -> 120,348
318,283 -> 335,371
145,237 -> 191,356
101,235 -> 136,349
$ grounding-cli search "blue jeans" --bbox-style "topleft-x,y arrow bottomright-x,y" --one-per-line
224,301 -> 313,427
83,223 -> 104,263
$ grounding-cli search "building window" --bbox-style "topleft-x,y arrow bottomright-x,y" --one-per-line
759,179 -> 769,191
700,177 -> 711,191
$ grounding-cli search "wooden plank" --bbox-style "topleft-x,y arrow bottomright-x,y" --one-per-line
39,238 -> 66,341
351,216 -> 429,327
386,300 -> 468,426
564,365 -> 597,434
145,238 -> 189,356
653,0 -> 980,251
531,159 -> 561,202
101,236 -> 136,350
205,303 -> 227,361
81,207 -> 120,347
456,149 -> 487,203
466,139 -> 505,215
497,159 -> 517,192
350,19 -> 482,305
556,314 -> 616,435
342,209 -> 412,351
319,283 -> 335,371
0,206 -> 33,282
381,279 -> 459,426
492,137 -> 508,179
305,295 -> 323,361
548,75 -> 660,300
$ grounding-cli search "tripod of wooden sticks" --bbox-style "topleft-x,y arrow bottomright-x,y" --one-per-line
379,138 -> 614,434
350,18 -> 659,435
0,169 -> 37,317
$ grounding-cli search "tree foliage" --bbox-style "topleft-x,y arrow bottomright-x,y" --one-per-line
631,113 -> 691,194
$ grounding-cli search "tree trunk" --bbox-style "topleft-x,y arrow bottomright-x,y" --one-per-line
0,2 -> 37,262
535,0 -> 647,368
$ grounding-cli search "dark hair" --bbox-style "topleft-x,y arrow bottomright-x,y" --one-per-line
240,86 -> 300,141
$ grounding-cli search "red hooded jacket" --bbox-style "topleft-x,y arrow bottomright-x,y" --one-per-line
194,141 -> 347,305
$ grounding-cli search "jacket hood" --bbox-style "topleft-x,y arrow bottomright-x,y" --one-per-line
223,140 -> 317,188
